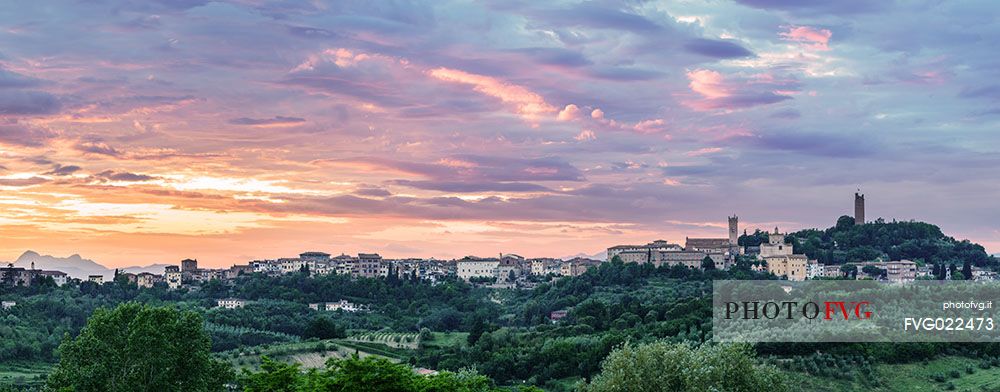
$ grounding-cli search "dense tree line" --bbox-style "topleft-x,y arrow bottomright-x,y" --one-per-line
782,216 -> 996,266
47,303 -> 232,391
413,261 -> 771,387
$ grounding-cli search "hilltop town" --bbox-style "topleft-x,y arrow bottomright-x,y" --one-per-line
2,193 -> 994,299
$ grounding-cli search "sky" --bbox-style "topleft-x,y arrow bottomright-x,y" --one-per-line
1,1 -> 999,267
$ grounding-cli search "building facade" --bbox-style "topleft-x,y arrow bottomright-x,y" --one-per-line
216,298 -> 246,309
457,257 -> 500,281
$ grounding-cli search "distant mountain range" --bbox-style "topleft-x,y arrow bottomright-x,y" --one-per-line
561,251 -> 606,261
8,251 -> 170,280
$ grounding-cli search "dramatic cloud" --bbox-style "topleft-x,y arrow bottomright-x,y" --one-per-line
557,104 -> 582,121
428,67 -> 558,122
228,116 -> 306,127
0,121 -> 56,147
0,0 -> 998,264
94,170 -> 156,182
75,142 -> 122,157
0,177 -> 48,187
684,38 -> 755,58
0,69 -> 42,88
780,25 -> 833,50
0,90 -> 61,115
688,69 -> 730,99
389,180 -> 553,193
685,69 -> 795,110
575,129 -> 597,141
330,155 -> 585,183
44,164 -> 82,176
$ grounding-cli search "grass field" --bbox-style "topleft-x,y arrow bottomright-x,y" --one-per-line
216,336 -> 419,373
0,361 -> 51,387
420,331 -> 469,349
783,356 -> 1000,391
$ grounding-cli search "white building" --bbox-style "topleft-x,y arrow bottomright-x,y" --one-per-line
351,253 -> 383,278
886,260 -> 917,283
38,270 -> 68,286
1,301 -> 15,310
806,260 -> 822,280
530,258 -> 561,276
278,258 -> 306,274
759,228 -> 792,258
136,272 -> 159,288
457,257 -> 500,281
216,298 -> 246,309
310,260 -> 334,275
310,300 -> 366,312
607,240 -> 682,261
300,252 -> 331,262
251,260 -> 281,274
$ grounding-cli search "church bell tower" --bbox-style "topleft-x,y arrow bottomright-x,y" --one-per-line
728,215 -> 739,245
854,192 -> 865,225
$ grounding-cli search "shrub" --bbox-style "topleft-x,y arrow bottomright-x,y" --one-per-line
965,365 -> 975,374
949,369 -> 961,379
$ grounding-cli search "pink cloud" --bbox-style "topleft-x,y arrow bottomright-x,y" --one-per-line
580,107 -> 667,135
685,147 -> 723,157
574,129 -> 596,141
291,48 -> 377,72
779,25 -> 832,51
557,104 -> 582,121
427,67 -> 557,122
632,119 -> 666,133
687,69 -> 729,98
684,69 -> 795,111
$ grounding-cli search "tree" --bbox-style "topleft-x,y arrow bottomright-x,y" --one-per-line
326,355 -> 419,391
701,256 -> 716,270
419,327 -> 434,341
580,342 -> 787,392
840,264 -> 857,279
468,317 -> 488,345
303,316 -> 345,339
242,357 -> 303,392
243,355 -> 510,391
836,215 -> 856,231
963,260 -> 973,280
47,302 -> 232,392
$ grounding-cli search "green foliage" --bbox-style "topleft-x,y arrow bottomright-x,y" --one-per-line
302,317 -> 346,340
46,302 -> 232,391
419,327 -> 434,342
579,342 -> 787,392
700,256 -> 715,270
739,229 -> 770,247
787,217 -> 995,267
241,355 -> 506,392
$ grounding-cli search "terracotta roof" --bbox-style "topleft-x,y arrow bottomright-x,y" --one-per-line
685,238 -> 731,249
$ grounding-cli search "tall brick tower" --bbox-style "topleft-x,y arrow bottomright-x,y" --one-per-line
728,215 -> 739,245
854,192 -> 865,225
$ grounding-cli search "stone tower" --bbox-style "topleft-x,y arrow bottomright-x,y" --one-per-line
728,215 -> 739,245
854,192 -> 865,225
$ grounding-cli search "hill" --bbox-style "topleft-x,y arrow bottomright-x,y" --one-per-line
740,216 -> 995,267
